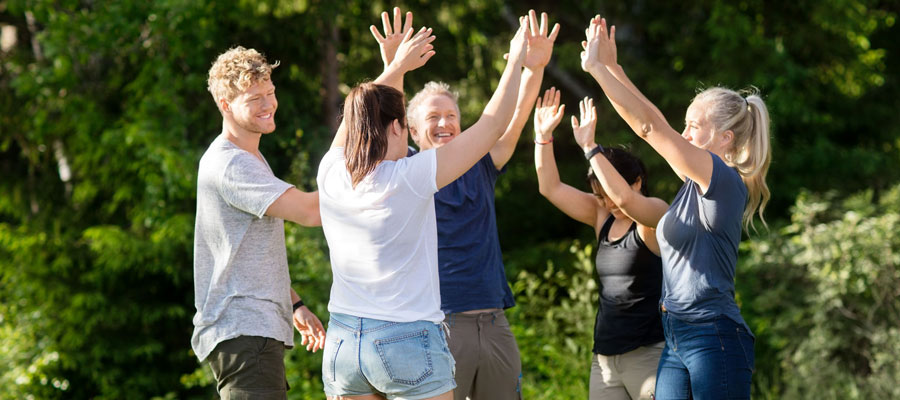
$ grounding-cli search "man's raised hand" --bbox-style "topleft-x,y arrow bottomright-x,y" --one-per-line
370,7 -> 413,68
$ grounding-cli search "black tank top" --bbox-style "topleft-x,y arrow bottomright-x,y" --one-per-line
592,215 -> 664,355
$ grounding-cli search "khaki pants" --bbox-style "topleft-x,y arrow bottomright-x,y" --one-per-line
207,335 -> 289,400
589,342 -> 664,400
445,310 -> 522,400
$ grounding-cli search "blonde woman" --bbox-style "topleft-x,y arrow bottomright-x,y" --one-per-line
534,88 -> 666,400
580,16 -> 770,400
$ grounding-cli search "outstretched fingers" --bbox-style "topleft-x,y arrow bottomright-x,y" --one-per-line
370,25 -> 385,43
548,20 -> 560,42
528,10 -> 538,37
552,88 -> 564,118
381,10 -> 393,36
392,7 -> 402,35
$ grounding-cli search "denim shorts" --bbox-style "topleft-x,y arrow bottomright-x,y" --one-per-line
322,313 -> 456,399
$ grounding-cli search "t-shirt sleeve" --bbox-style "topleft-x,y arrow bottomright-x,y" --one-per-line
219,153 -> 294,218
482,153 -> 505,180
700,153 -> 747,229
400,148 -> 438,199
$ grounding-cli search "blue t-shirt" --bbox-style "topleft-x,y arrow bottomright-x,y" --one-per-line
656,153 -> 751,334
410,148 -> 515,313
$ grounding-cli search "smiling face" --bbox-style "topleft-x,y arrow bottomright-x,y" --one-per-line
226,78 -> 277,135
409,94 -> 461,150
682,101 -> 734,156
682,103 -> 717,150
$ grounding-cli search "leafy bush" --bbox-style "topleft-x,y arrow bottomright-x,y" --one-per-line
507,240 -> 595,399
740,185 -> 900,399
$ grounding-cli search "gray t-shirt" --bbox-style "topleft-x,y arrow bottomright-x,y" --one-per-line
656,152 -> 751,334
191,135 -> 294,361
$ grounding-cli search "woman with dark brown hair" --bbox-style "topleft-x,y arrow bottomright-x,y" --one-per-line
315,13 -> 528,400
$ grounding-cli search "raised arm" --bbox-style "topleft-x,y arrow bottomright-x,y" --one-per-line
533,87 -> 603,228
331,14 -> 435,149
582,15 -> 713,190
490,10 -> 560,169
581,21 -> 667,129
434,17 -> 527,189
573,97 -> 668,230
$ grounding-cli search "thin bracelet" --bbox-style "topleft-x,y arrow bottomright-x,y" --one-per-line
584,144 -> 604,160
534,136 -> 554,145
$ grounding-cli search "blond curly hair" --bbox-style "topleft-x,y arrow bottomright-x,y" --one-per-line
207,46 -> 279,103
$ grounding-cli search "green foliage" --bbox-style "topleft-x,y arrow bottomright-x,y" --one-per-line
739,184 -> 900,399
508,240 -> 595,399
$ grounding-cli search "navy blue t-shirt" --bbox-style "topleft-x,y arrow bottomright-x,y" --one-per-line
656,152 -> 752,334
410,148 -> 515,313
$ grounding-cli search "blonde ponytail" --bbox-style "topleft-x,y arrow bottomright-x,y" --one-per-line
693,87 -> 772,231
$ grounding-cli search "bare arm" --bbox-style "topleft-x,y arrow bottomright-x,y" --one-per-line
490,10 -> 560,169
266,188 -> 321,226
582,15 -> 712,189
533,87 -> 604,228
572,96 -> 668,229
434,17 -> 527,189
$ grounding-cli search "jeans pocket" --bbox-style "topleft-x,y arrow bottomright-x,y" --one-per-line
737,330 -> 755,373
375,329 -> 434,385
323,336 -> 343,382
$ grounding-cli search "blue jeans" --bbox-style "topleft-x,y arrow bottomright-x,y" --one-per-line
322,313 -> 456,400
655,312 -> 754,400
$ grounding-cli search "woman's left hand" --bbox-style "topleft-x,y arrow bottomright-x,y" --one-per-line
572,96 -> 598,151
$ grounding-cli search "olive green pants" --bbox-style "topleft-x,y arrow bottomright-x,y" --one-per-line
207,335 -> 289,400
445,310 -> 522,400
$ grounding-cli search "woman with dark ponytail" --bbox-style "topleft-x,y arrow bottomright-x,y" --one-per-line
315,13 -> 529,400
580,15 -> 771,400
534,88 -> 667,400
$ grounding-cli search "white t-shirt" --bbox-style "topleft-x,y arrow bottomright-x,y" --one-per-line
191,135 -> 294,361
316,147 -> 444,323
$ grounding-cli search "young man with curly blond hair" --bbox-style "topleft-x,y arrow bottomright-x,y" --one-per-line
192,46 -> 325,399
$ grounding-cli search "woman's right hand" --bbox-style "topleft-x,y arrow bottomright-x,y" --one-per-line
581,15 -> 617,71
506,16 -> 529,66
533,87 -> 565,142
572,97 -> 598,151
390,26 -> 436,73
